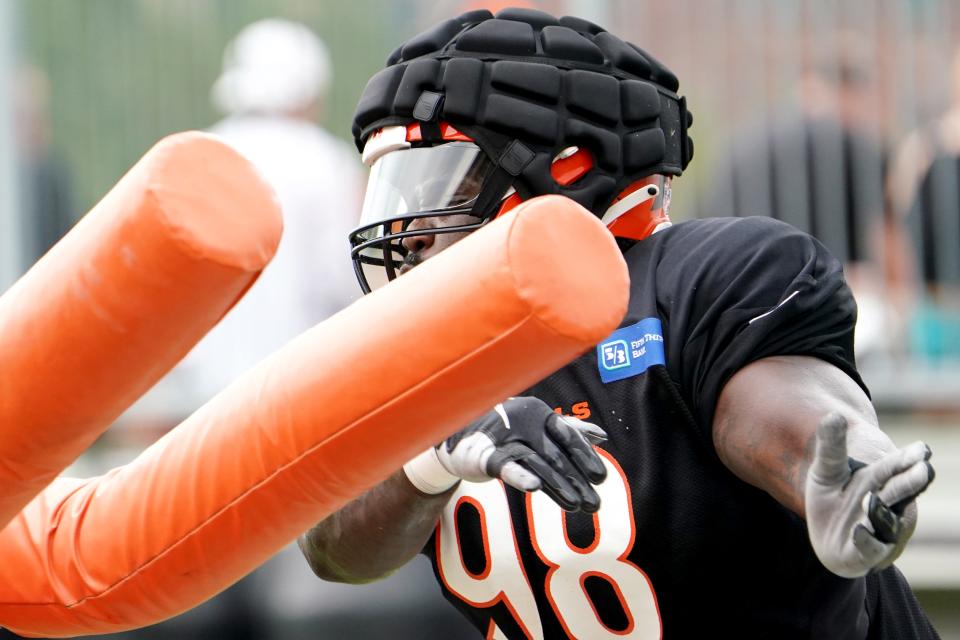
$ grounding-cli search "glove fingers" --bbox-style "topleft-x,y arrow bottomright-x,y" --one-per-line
499,460 -> 542,493
540,434 -> 603,512
861,441 -> 932,491
810,413 -> 851,485
546,416 -> 608,483
487,442 -> 582,509
853,522 -> 895,569
866,493 -> 902,544
876,502 -> 916,572
518,452 -> 584,512
563,417 -> 608,444
575,483 -> 602,513
877,460 -> 935,513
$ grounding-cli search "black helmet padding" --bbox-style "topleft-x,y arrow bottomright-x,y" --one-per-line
352,7 -> 694,216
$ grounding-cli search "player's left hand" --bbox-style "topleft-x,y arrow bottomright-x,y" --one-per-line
805,413 -> 935,578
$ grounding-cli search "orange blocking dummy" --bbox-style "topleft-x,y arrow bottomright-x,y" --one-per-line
0,195 -> 629,637
0,131 -> 282,530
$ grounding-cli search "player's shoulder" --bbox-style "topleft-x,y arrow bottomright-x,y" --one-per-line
631,216 -> 825,270
622,216 -> 842,309
667,215 -> 813,246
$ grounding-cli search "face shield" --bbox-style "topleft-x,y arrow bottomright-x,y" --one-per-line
349,141 -> 500,293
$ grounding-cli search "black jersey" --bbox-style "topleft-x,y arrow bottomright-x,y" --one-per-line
423,217 -> 937,639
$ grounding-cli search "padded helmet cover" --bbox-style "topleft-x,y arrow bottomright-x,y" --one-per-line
352,7 -> 694,216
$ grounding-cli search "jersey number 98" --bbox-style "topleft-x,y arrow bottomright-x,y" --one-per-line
436,449 -> 662,639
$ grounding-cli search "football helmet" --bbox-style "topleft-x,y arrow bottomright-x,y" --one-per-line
349,7 -> 693,292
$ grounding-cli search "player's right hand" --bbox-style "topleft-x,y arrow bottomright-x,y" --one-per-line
805,413 -> 935,578
403,397 -> 608,512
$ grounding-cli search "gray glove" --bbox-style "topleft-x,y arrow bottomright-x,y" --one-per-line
805,413 -> 935,578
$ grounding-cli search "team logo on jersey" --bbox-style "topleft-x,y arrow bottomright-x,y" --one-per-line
596,317 -> 665,383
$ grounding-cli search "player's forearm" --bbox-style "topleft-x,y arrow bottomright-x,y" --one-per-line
298,469 -> 455,584
713,355 -> 894,517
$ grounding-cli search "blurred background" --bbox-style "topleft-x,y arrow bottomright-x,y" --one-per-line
1,0 -> 958,637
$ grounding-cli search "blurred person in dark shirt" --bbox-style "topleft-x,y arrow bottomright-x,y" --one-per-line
888,47 -> 960,362
707,35 -> 910,364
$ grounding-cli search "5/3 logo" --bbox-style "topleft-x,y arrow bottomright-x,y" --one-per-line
601,340 -> 631,370
436,450 -> 661,639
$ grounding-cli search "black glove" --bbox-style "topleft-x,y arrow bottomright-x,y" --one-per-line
403,397 -> 608,512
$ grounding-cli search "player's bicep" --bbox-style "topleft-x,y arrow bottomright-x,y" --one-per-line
659,218 -> 863,437
712,355 -> 892,517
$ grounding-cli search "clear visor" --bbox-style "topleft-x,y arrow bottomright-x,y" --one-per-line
358,142 -> 492,229
350,142 -> 496,292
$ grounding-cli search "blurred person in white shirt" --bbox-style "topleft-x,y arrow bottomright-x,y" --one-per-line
178,18 -> 364,402
116,21 -> 369,640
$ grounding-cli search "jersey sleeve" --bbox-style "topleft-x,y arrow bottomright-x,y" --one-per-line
652,217 -> 866,439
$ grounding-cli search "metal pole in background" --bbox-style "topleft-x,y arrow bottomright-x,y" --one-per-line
564,0 -> 610,29
0,0 -> 22,292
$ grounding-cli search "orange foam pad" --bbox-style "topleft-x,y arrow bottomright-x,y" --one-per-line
0,195 -> 629,637
0,131 -> 282,529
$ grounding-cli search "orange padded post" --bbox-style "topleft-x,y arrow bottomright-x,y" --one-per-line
0,195 -> 628,637
0,131 -> 282,529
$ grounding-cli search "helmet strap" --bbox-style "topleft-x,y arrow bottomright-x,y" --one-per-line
470,139 -> 535,220
412,90 -> 445,144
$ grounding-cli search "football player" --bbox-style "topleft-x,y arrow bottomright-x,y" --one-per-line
299,8 -> 938,638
